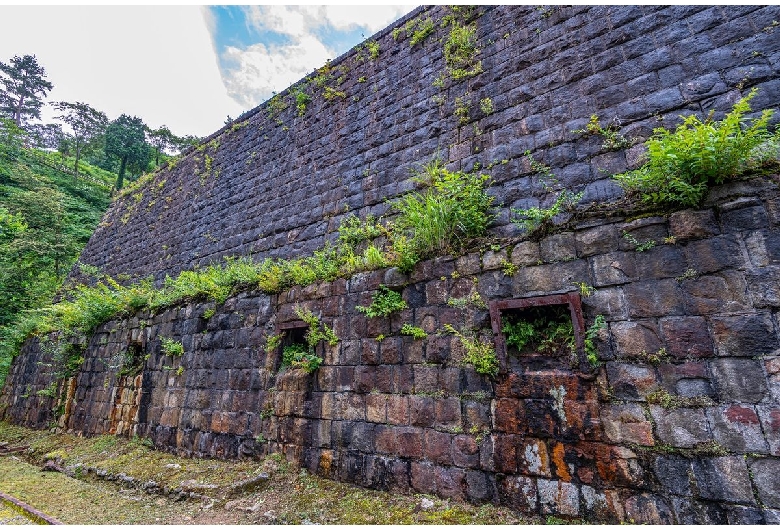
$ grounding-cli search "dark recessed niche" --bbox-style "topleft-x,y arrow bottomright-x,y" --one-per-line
488,292 -> 586,373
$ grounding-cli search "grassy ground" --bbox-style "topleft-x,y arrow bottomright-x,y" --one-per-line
0,421 -> 542,525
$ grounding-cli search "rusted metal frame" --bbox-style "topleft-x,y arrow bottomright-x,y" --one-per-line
488,292 -> 587,374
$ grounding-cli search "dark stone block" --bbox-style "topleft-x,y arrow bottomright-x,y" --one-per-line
710,358 -> 769,404
692,456 -> 755,504
711,313 -> 778,357
750,459 -> 780,508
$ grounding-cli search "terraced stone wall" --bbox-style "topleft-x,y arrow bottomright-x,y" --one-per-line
71,5 -> 780,284
4,180 -> 780,523
3,4 -> 780,524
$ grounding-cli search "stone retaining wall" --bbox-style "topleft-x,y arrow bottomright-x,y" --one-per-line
4,180 -> 780,523
3,4 -> 780,524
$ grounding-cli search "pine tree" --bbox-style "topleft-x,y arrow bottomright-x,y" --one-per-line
0,55 -> 54,127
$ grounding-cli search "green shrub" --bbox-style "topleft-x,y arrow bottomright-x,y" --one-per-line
584,315 -> 605,367
501,306 -> 575,357
392,160 -> 494,258
160,337 -> 184,356
357,285 -> 407,318
444,324 -> 498,377
614,89 -> 778,207
281,343 -> 322,373
400,323 -> 427,339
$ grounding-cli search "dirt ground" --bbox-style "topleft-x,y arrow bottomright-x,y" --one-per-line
0,421 -> 547,525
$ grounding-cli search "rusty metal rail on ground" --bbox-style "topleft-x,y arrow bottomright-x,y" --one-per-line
0,491 -> 63,525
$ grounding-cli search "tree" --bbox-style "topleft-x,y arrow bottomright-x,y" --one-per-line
104,114 -> 150,189
53,101 -> 108,178
0,55 -> 53,127
147,125 -> 174,166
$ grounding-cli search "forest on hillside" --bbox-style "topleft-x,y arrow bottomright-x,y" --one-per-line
0,54 -> 201,379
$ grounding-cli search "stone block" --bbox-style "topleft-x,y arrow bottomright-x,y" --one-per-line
750,459 -> 780,509
668,209 -> 720,240
513,260 -> 590,295
365,394 -> 386,424
386,394 -> 409,425
517,439 -> 551,476
758,406 -> 780,456
538,479 -> 580,516
653,455 -> 691,496
650,405 -> 711,448
683,235 -> 742,273
745,230 -> 780,267
712,313 -> 778,357
482,248 -> 507,271
424,429 -> 453,466
747,267 -> 780,308
435,466 -> 466,500
510,241 -> 541,267
410,460 -> 436,494
707,405 -> 769,453
670,496 -> 727,525
710,358 -> 769,403
681,272 -> 750,315
692,456 -> 755,504
600,403 -> 655,445
595,445 -> 645,488
657,361 -> 714,398
465,470 -> 496,503
634,245 -> 688,280
575,225 -> 619,258
720,203 -> 769,232
660,316 -> 714,359
397,427 -> 424,459
540,232 -> 577,263
726,506 -> 767,525
623,494 -> 675,525
606,362 -> 659,400
624,279 -> 684,318
497,474 -> 537,512
589,251 -> 637,287
452,435 -> 479,468
409,395 -> 435,428
435,398 -> 462,430
611,320 -> 662,360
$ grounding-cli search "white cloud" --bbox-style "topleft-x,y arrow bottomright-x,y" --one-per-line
217,5 -> 413,108
0,6 -> 242,137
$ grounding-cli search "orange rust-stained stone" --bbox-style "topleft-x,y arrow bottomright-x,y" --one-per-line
551,442 -> 571,481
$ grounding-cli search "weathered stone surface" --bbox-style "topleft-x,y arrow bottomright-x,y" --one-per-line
600,403 -> 654,445
692,456 -> 755,504
750,459 -> 780,509
711,313 -> 778,357
660,317 -> 714,359
610,320 -> 662,360
623,494 -> 674,525
624,280 -> 684,318
606,363 -> 658,400
710,358 -> 769,404
589,252 -> 636,287
707,405 -> 769,453
650,405 -> 711,448
669,209 -> 719,240
746,267 -> 780,308
538,479 -> 579,516
540,233 -> 577,263
575,225 -> 619,258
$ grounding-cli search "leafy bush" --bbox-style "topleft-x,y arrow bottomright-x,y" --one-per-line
501,306 -> 575,357
392,160 -> 494,259
614,88 -> 779,207
160,337 -> 184,356
584,315 -> 605,367
400,323 -> 427,340
357,285 -> 407,318
281,344 -> 322,373
444,324 -> 498,377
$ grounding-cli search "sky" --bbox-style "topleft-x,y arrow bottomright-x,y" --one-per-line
0,5 -> 414,138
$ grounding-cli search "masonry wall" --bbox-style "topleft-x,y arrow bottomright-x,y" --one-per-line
3,4 -> 780,524
4,180 -> 780,523
72,5 -> 780,284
